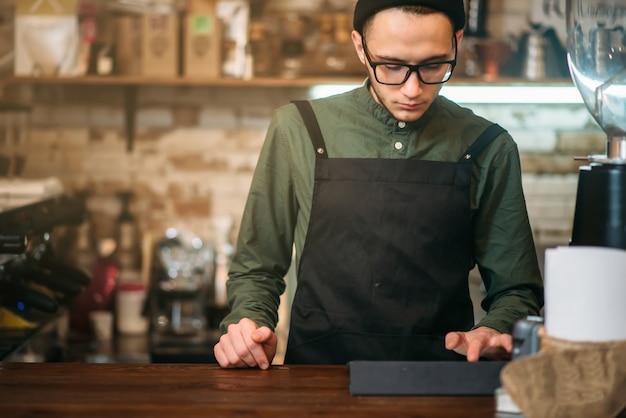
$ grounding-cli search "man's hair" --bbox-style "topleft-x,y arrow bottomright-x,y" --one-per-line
361,6 -> 448,38
353,0 -> 466,35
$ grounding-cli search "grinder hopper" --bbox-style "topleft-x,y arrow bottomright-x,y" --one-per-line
567,0 -> 626,249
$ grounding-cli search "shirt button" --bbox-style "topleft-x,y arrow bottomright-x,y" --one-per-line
398,121 -> 406,128
394,142 -> 403,150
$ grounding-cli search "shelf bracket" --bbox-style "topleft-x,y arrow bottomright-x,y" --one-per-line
123,86 -> 138,152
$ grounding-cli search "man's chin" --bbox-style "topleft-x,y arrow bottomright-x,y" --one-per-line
393,109 -> 424,123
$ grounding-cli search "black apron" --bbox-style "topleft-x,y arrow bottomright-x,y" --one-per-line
285,100 -> 505,364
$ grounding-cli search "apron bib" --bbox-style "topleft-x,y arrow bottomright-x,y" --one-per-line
285,100 -> 504,364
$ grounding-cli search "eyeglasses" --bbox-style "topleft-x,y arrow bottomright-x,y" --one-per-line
362,36 -> 457,85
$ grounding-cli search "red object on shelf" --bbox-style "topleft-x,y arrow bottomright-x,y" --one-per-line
69,256 -> 119,334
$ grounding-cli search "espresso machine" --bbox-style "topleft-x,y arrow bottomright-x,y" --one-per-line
567,0 -> 626,249
147,227 -> 221,363
149,229 -> 215,346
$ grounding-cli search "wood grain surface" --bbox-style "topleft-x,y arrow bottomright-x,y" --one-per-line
0,362 -> 496,417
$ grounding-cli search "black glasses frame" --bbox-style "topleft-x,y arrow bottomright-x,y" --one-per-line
362,36 -> 458,85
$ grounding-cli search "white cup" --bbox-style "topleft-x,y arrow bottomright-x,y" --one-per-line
116,282 -> 149,335
89,310 -> 114,341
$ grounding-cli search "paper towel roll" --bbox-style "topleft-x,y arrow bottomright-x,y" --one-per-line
545,246 -> 626,342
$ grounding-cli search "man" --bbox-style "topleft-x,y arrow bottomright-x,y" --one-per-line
214,0 -> 544,369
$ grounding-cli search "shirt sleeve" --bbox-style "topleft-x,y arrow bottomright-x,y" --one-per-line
219,112 -> 297,333
471,137 -> 545,334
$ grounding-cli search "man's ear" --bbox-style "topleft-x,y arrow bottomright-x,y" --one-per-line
351,30 -> 366,66
455,29 -> 464,47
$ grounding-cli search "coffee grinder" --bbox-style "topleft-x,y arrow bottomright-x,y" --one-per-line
567,0 -> 626,249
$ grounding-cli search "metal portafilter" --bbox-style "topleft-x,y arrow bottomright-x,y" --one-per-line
0,262 -> 59,314
7,259 -> 83,298
0,234 -> 27,254
0,233 -> 91,314
28,232 -> 91,298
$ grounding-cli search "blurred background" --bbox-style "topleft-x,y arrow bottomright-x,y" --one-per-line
0,0 -> 605,364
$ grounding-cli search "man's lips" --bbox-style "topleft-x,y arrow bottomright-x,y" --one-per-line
399,102 -> 423,110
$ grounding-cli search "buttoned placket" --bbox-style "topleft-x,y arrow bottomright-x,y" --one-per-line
392,120 -> 410,154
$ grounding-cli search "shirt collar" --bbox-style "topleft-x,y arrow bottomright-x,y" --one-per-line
356,78 -> 437,131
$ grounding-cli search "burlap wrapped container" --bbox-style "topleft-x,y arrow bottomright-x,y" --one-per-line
501,328 -> 626,418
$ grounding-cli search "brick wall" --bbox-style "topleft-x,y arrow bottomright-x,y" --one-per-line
5,84 -> 309,243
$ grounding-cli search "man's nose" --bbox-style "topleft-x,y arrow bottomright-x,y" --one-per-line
401,70 -> 423,96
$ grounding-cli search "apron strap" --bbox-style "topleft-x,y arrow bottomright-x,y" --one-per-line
292,100 -> 504,163
459,124 -> 506,162
292,100 -> 328,159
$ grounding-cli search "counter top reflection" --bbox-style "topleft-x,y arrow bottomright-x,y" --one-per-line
0,363 -> 496,417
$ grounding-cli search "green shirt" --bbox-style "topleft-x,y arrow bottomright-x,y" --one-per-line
221,82 -> 544,335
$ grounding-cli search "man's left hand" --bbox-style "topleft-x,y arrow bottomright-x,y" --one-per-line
445,326 -> 513,362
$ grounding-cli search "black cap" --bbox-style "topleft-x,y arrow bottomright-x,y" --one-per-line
353,0 -> 466,34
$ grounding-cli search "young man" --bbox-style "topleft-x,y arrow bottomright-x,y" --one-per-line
214,0 -> 544,369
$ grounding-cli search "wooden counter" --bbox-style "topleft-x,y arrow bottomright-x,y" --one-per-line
0,363 -> 497,417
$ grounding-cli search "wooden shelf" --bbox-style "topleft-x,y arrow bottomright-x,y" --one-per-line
3,75 -> 367,88
3,74 -> 573,88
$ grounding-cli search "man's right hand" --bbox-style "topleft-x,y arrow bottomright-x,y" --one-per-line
213,318 -> 277,370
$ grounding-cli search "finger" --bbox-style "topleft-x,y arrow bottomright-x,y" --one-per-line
242,327 -> 272,370
480,345 -> 511,361
444,332 -> 463,351
251,327 -> 273,369
228,325 -> 262,368
479,335 -> 513,361
257,327 -> 278,353
219,332 -> 249,368
213,342 -> 231,369
496,334 -> 513,353
237,320 -> 272,369
252,326 -> 273,344
466,338 -> 484,362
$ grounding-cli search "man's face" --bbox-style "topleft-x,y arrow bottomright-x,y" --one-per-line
352,9 -> 462,122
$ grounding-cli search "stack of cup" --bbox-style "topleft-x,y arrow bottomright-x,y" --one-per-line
116,281 -> 149,335
89,310 -> 114,341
